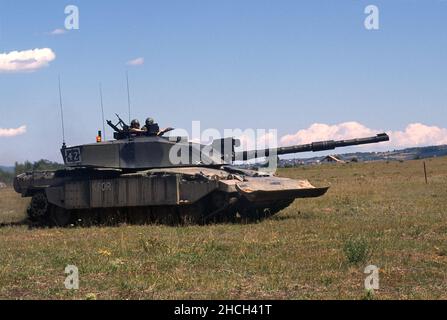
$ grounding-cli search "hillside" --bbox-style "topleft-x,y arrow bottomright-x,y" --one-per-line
0,166 -> 14,174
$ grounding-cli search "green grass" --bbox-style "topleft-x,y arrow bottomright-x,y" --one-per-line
0,158 -> 446,300
343,237 -> 371,265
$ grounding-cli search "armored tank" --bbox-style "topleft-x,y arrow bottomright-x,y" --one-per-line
14,116 -> 389,226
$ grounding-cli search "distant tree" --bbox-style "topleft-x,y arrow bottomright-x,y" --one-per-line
350,157 -> 359,163
0,169 -> 14,184
14,161 -> 33,175
15,159 -> 64,175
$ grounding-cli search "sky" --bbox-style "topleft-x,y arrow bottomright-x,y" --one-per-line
0,0 -> 446,165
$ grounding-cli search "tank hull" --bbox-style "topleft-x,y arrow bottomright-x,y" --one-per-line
14,166 -> 328,226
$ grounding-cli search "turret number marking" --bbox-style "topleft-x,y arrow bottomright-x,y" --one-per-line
65,148 -> 82,164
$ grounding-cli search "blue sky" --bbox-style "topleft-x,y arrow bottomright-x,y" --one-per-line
0,0 -> 446,165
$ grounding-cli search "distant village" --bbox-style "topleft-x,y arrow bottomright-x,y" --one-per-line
234,144 -> 447,169
278,144 -> 447,168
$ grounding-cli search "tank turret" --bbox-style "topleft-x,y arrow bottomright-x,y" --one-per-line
60,134 -> 390,169
60,114 -> 389,170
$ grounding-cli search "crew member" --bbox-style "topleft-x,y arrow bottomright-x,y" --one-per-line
130,119 -> 144,133
142,117 -> 174,136
142,118 -> 157,132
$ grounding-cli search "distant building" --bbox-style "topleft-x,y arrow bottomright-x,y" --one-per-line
0,182 -> 7,189
322,155 -> 345,164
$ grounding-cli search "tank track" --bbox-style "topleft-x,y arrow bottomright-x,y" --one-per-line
26,191 -> 293,228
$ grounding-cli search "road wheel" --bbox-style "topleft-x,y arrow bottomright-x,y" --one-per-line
27,192 -> 49,225
179,201 -> 206,225
239,207 -> 261,222
49,205 -> 72,227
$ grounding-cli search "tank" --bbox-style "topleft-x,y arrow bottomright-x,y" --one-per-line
13,116 -> 390,226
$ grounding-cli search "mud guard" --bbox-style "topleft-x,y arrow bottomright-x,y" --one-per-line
236,178 -> 329,203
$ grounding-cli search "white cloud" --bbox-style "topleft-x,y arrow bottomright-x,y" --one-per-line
281,122 -> 377,146
391,123 -> 447,147
50,28 -> 67,35
0,48 -> 56,73
0,126 -> 27,138
126,57 -> 144,66
280,122 -> 447,149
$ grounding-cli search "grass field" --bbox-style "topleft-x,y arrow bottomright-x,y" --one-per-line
0,158 -> 446,300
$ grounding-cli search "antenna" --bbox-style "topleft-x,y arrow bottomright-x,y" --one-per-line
126,71 -> 132,125
58,75 -> 66,147
99,83 -> 106,140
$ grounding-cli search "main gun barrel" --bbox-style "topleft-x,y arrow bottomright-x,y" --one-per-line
234,133 -> 390,161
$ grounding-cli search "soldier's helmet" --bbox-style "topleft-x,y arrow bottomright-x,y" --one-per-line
145,118 -> 155,126
131,119 -> 141,129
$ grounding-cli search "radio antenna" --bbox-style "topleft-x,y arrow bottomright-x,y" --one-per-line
126,71 -> 132,125
99,83 -> 106,140
58,75 -> 66,147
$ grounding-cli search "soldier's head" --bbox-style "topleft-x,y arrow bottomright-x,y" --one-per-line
131,119 -> 140,129
145,118 -> 155,126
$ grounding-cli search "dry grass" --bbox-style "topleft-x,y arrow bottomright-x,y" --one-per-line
0,188 -> 28,225
0,158 -> 446,300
